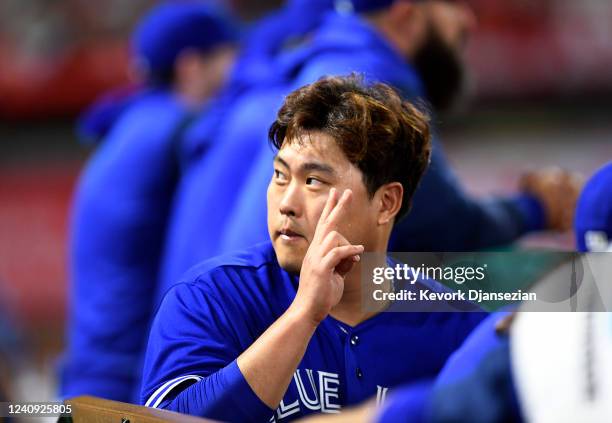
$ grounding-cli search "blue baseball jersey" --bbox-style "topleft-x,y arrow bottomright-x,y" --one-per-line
141,242 -> 486,422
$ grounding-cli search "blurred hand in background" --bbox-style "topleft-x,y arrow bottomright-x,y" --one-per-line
520,167 -> 584,232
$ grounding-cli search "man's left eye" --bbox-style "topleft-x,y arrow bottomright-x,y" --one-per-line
306,177 -> 323,186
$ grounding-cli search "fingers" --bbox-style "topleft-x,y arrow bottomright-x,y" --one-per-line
317,188 -> 339,230
558,172 -> 584,231
321,244 -> 365,276
520,168 -> 585,232
320,229 -> 347,250
520,167 -> 564,192
325,189 -> 352,230
313,188 -> 352,242
310,188 -> 361,276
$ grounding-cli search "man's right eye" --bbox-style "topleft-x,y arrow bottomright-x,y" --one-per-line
274,169 -> 287,182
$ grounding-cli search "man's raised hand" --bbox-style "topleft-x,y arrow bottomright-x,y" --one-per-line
292,188 -> 364,326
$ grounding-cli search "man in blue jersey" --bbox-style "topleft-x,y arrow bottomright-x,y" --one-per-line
60,2 -> 237,403
141,75 -> 486,422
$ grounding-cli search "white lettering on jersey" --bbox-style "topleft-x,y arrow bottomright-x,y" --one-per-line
272,369 -> 341,420
318,371 -> 341,413
276,398 -> 300,420
294,369 -> 320,410
376,385 -> 389,406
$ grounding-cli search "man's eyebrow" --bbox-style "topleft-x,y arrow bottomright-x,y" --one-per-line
274,155 -> 336,175
274,155 -> 290,169
300,162 -> 335,175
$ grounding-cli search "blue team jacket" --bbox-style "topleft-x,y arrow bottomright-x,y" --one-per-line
60,90 -> 192,402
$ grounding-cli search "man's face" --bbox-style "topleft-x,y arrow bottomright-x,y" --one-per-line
186,45 -> 237,104
412,1 -> 476,111
267,132 -> 376,274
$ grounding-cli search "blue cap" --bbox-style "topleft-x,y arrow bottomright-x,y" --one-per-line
575,162 -> 612,252
132,2 -> 236,82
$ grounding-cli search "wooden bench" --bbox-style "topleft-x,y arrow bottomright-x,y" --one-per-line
63,396 -> 219,423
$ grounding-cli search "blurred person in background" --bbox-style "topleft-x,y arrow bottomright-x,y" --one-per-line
75,86 -> 143,145
159,0 -> 336,288
299,162 -> 612,423
59,1 -> 237,403
217,0 -> 583,256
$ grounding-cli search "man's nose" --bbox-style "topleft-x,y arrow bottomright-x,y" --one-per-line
279,183 -> 302,217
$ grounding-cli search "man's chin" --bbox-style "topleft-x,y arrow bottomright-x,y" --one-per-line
274,245 -> 305,275
279,260 -> 302,275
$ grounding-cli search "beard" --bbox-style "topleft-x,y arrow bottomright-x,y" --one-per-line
412,27 -> 466,113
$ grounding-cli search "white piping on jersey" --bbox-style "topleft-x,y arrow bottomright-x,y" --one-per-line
145,374 -> 203,408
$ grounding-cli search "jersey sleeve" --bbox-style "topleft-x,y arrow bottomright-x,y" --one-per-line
427,312 -> 522,422
375,381 -> 434,423
391,141 -> 546,251
140,282 -> 273,422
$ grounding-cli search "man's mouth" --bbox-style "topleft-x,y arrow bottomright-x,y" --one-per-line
278,227 -> 305,242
